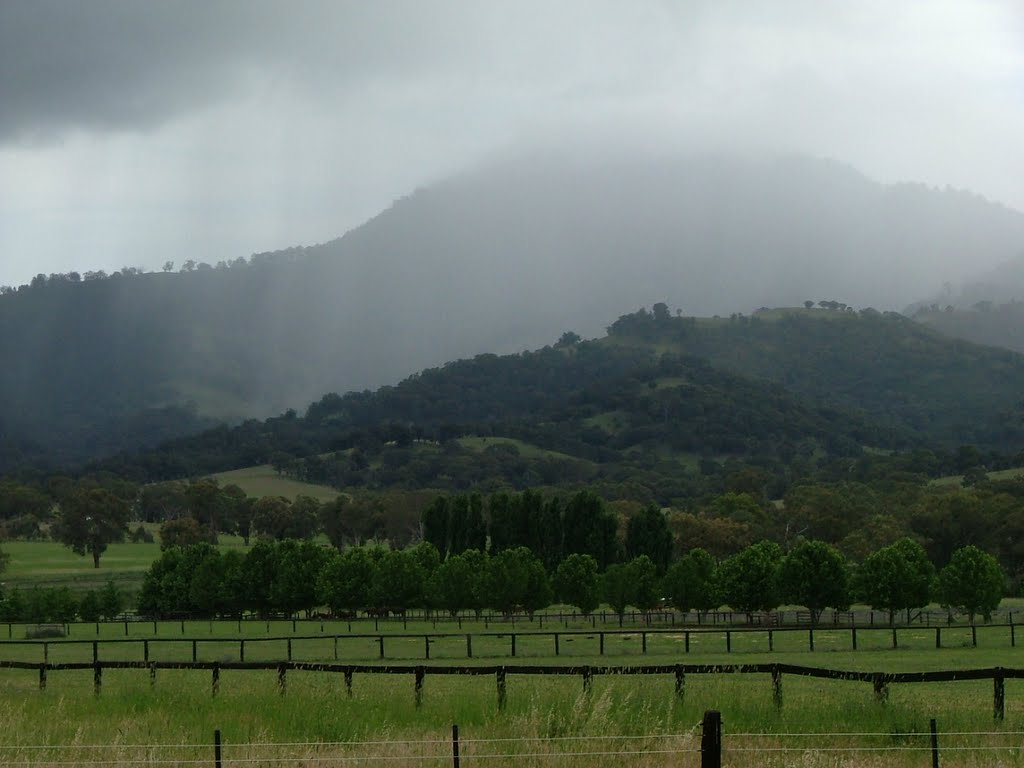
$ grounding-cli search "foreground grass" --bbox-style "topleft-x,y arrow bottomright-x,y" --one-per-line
0,664 -> 1022,766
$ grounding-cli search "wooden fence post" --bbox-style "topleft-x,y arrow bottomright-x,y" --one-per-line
92,641 -> 98,663
414,666 -> 424,708
239,639 -> 245,662
149,662 -> 156,687
554,633 -> 560,656
935,628 -> 941,649
726,631 -> 731,653
424,636 -> 430,659
452,724 -> 460,768
277,662 -> 286,695
378,636 -> 385,659
192,640 -> 197,662
212,662 -> 220,697
511,634 -> 516,657
287,639 -> 292,661
93,662 -> 102,696
994,671 -> 1005,720
930,718 -> 939,768
972,626 -> 977,648
674,666 -> 685,702
38,664 -> 46,691
466,634 -> 473,659
582,666 -> 593,693
873,673 -> 889,702
701,710 -> 722,768
808,629 -> 814,651
768,629 -> 773,652
344,668 -> 353,698
214,729 -> 222,768
852,627 -> 857,651
641,632 -> 647,654
496,667 -> 507,710
599,633 -> 605,655
772,667 -> 782,709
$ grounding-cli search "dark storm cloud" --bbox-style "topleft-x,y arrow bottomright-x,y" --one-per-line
0,0 -> 489,141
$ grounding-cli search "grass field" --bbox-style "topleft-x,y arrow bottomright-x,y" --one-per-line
1,637 -> 1023,766
932,466 -> 1024,487
209,464 -> 341,502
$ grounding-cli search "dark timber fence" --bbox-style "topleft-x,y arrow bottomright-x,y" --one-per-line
3,622 -> 1019,664
1,660 -> 1020,718
11,605 -> 1024,639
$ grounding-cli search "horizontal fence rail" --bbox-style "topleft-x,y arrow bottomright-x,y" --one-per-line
2,660 -> 1021,718
1,622 -> 1018,665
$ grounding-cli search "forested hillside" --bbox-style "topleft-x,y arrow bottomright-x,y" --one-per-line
3,150 -> 1024,469
79,307 -> 1024,512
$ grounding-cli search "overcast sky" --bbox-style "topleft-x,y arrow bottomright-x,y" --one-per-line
0,0 -> 1022,286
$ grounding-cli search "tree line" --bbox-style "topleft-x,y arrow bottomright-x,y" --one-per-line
132,535 -> 1005,626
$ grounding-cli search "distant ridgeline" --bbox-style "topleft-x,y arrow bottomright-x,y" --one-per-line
78,305 -> 1024,508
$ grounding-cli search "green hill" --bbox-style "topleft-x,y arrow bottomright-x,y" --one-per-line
92,306 -> 1024,506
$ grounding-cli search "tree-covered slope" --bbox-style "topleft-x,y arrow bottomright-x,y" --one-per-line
606,306 -> 1024,452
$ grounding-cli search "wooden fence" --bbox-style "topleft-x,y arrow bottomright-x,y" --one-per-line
0,659 -> 1019,719
1,622 -> 1019,665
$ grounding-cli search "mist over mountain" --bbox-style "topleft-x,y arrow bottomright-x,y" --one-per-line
3,147 -> 1024,465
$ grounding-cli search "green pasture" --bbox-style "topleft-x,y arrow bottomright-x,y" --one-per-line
0,536 -> 250,593
1,650 -> 1024,767
208,464 -> 341,502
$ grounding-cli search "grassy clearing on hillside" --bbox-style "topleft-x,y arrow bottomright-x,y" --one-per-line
931,466 -> 1024,487
209,465 -> 341,502
456,437 -> 585,463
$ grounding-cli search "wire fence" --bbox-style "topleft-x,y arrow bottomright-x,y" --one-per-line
3,717 -> 1024,767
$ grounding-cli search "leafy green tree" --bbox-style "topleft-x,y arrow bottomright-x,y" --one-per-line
625,505 -> 673,574
407,541 -> 441,576
601,562 -> 633,626
185,479 -> 226,539
854,538 -> 935,624
629,555 -> 661,614
554,553 -> 600,615
662,548 -> 718,615
252,496 -> 317,540
78,590 -> 102,622
273,540 -> 329,617
778,540 -> 849,624
98,579 -> 123,619
159,517 -> 214,549
487,547 -> 552,616
938,545 -> 1005,623
717,541 -> 783,617
370,549 -> 427,611
0,544 -> 8,576
318,547 -> 376,615
188,550 -> 227,617
427,550 -> 488,616
52,487 -> 130,568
